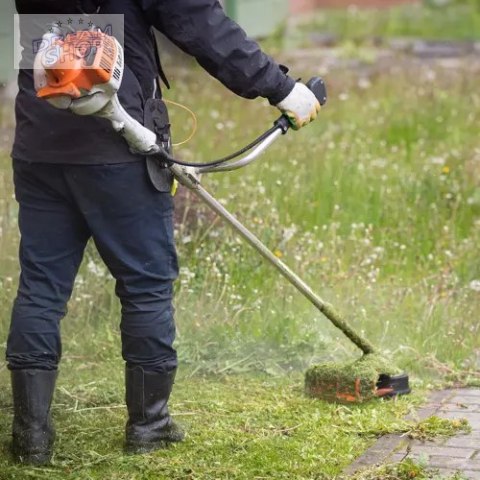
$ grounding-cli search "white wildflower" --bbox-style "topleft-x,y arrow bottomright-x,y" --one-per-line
430,156 -> 445,166
179,267 -> 195,280
469,280 -> 480,292
358,78 -> 371,90
282,225 -> 298,243
87,260 -> 106,278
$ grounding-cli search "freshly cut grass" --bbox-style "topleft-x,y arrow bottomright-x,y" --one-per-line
0,365 -> 423,480
349,458 -> 466,480
408,416 -> 471,441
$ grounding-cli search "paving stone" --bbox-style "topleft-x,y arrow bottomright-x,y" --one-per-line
436,469 -> 470,479
420,456 -> 470,469
344,388 -> 480,477
375,433 -> 405,450
462,470 -> 480,480
428,390 -> 457,403
440,411 -> 480,430
388,452 -> 409,462
342,436 -> 407,473
407,445 -> 476,459
351,450 -> 389,467
450,395 -> 480,406
444,436 -> 480,449
407,407 -> 439,422
440,403 -> 480,413
431,456 -> 480,470
456,390 -> 480,398
409,438 -> 444,447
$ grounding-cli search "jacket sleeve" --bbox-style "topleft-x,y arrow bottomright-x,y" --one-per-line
138,0 -> 295,105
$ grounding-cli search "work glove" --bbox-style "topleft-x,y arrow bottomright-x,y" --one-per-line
276,82 -> 321,130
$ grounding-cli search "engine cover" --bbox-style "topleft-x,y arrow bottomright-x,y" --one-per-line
36,31 -> 123,101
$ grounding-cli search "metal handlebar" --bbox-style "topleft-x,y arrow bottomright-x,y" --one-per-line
197,76 -> 327,175
197,128 -> 284,174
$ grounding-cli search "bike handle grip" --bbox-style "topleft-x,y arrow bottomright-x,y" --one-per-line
275,76 -> 327,133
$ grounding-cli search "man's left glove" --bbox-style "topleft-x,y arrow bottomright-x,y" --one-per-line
276,83 -> 321,130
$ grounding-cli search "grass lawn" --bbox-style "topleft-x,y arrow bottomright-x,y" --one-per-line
1,13 -> 480,478
0,364 -> 426,480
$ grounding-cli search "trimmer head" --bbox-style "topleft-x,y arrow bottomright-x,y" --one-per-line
304,354 -> 411,404
376,373 -> 411,399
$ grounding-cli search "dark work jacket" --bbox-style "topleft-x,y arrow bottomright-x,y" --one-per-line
13,0 -> 295,164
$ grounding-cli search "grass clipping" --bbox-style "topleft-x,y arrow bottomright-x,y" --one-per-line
348,459 -> 466,480
305,353 -> 401,403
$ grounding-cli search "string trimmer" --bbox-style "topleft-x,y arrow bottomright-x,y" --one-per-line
34,29 -> 410,403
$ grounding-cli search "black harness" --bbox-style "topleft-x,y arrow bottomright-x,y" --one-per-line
78,0 -> 170,90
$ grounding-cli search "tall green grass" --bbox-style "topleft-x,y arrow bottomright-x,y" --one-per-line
299,3 -> 480,42
1,65 -> 478,382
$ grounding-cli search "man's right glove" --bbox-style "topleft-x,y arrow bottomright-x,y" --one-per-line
276,83 -> 321,130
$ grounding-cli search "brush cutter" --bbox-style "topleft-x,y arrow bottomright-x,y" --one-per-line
34,29 -> 410,403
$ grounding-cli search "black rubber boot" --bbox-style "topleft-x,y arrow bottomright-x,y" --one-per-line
125,366 -> 185,454
11,369 -> 57,466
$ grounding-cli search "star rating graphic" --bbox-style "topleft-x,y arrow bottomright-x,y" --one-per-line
48,17 -> 98,33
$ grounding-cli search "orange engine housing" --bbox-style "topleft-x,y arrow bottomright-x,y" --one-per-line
37,31 -> 119,99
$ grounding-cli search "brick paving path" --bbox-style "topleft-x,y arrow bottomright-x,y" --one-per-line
344,389 -> 480,479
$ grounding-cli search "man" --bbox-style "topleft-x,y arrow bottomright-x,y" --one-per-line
9,0 -> 320,465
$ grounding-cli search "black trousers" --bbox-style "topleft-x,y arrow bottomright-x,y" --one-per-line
6,159 -> 179,372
